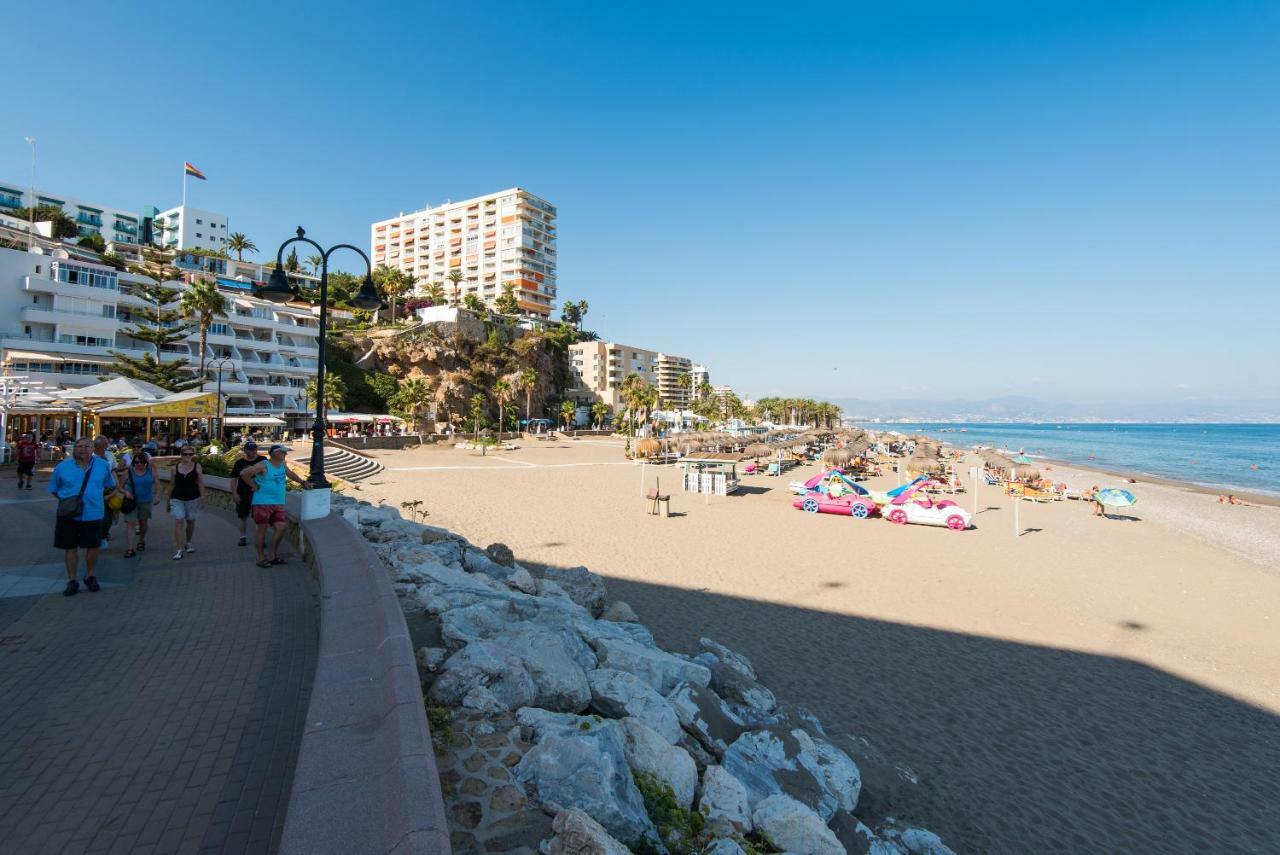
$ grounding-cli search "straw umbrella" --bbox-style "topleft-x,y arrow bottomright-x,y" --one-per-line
634,438 -> 662,459
822,447 -> 853,469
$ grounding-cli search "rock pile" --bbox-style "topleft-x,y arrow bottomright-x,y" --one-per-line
335,496 -> 956,854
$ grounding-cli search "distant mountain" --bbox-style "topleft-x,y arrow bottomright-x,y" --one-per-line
831,395 -> 1280,423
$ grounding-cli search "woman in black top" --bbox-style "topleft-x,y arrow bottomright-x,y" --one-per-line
165,449 -> 205,560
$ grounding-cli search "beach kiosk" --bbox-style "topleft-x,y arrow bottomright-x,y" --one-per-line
681,453 -> 741,496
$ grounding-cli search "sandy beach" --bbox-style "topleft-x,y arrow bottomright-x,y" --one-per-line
349,437 -> 1280,853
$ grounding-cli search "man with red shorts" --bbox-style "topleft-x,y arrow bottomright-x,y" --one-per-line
16,432 -> 39,490
239,444 -> 309,568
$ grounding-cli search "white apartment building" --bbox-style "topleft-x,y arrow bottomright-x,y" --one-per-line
654,353 -> 693,409
690,364 -> 710,393
0,180 -> 144,252
371,188 -> 557,317
0,245 -> 323,423
152,205 -> 229,253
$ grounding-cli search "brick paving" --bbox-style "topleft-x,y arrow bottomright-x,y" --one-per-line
0,483 -> 319,855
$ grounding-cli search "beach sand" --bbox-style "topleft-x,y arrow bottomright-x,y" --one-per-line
350,438 -> 1280,853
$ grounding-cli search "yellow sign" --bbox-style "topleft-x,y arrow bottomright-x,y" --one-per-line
100,393 -> 218,419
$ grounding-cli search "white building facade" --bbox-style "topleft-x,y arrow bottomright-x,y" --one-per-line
152,205 -> 229,253
0,180 -> 143,253
371,188 -> 557,317
0,246 -> 321,423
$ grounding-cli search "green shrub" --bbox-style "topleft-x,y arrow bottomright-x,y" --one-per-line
631,771 -> 707,854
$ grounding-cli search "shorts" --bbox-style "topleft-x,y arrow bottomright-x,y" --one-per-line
55,517 -> 102,550
235,494 -> 253,520
170,499 -> 201,520
17,460 -> 35,476
123,503 -> 153,522
252,504 -> 287,526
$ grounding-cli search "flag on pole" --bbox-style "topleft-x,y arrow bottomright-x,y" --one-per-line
183,162 -> 207,180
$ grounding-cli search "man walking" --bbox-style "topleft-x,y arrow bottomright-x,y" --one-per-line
239,444 -> 309,568
229,442 -> 263,547
16,432 -> 39,489
49,438 -> 115,596
92,436 -> 118,549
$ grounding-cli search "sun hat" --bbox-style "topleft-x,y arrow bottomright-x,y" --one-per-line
269,444 -> 289,455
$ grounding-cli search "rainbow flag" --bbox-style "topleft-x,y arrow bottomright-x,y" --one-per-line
184,162 -> 207,180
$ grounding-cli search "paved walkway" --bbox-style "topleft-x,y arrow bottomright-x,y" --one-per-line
0,481 -> 319,855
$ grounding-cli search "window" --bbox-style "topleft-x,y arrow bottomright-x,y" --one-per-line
196,219 -> 203,225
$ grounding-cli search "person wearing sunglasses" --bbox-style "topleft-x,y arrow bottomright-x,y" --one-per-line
165,448 -> 205,560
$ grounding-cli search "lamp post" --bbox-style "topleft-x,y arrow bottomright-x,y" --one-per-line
253,227 -> 382,488
208,357 -> 236,444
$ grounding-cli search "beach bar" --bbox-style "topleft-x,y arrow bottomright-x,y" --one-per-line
681,454 -> 741,495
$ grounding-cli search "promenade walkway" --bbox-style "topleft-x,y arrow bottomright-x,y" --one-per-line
0,483 -> 319,855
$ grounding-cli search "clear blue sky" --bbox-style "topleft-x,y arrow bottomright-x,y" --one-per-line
5,1 -> 1277,408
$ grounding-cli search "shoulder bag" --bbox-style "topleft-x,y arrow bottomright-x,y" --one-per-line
120,468 -> 138,515
56,460 -> 96,520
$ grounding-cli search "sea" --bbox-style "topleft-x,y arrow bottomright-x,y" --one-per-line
857,423 -> 1280,497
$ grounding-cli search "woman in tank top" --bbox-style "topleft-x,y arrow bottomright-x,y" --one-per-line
165,448 -> 205,560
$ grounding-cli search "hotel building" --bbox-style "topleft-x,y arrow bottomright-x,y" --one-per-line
0,245 -> 330,426
569,341 -> 707,414
654,353 -> 693,409
0,180 -> 144,256
371,188 -> 557,317
151,205 -> 230,254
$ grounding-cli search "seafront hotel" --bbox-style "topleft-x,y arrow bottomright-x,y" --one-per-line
371,188 -> 557,317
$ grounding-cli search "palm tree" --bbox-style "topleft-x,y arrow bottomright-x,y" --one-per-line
179,278 -> 229,381
305,375 -> 347,418
494,379 -> 513,436
226,232 -> 257,261
373,266 -> 413,323
426,281 -> 446,305
470,393 -> 486,439
697,380 -> 714,401
560,399 -> 577,431
517,368 -> 538,425
306,254 -> 324,276
591,401 -> 609,430
447,270 -> 465,307
389,378 -> 431,432
675,372 -> 692,408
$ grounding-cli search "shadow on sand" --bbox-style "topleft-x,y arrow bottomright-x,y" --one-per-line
565,573 -> 1280,853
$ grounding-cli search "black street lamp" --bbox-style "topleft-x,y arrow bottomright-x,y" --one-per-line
254,227 -> 382,488
208,356 -> 237,443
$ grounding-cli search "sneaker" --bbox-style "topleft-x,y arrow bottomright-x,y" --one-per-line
238,536 -> 247,547
172,550 -> 184,561
137,540 -> 146,551
63,579 -> 79,597
85,576 -> 100,593
185,545 -> 195,554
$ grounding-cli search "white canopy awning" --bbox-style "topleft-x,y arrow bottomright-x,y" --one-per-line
224,416 -> 285,426
2,350 -> 65,363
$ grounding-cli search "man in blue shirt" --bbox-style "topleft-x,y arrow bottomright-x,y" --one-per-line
49,437 -> 115,596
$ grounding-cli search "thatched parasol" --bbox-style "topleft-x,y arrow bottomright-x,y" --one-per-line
822,447 -> 854,468
744,443 -> 773,459
634,438 -> 662,459
906,454 -> 945,476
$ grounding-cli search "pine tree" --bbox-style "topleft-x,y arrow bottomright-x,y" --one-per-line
109,280 -> 200,391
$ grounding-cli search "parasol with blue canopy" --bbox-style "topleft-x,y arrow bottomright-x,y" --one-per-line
1095,488 -> 1137,507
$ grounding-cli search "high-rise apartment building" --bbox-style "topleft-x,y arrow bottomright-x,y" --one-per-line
371,188 -> 556,317
152,205 -> 230,254
654,353 -> 692,409
690,364 -> 710,393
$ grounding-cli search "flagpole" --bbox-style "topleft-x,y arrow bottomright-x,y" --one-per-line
182,164 -> 187,208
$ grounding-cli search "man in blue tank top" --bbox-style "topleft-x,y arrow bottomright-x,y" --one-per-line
239,445 -> 310,568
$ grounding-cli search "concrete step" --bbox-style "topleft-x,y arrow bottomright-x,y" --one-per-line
320,445 -> 384,482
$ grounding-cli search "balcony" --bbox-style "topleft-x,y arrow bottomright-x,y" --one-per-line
0,195 -> 22,209
76,213 -> 104,227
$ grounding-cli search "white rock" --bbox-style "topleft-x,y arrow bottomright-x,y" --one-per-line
699,637 -> 758,680
792,729 -> 861,817
507,566 -> 538,594
547,807 -> 632,855
515,716 -> 655,845
722,728 -> 860,821
620,717 -> 698,809
752,794 -> 845,855
594,637 -> 711,695
699,765 -> 753,835
428,640 -> 536,711
587,669 -> 683,744
704,840 -> 747,855
601,601 -> 639,622
875,820 -> 957,855
666,682 -> 746,758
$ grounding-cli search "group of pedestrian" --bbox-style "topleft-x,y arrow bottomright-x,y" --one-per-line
46,435 -> 311,594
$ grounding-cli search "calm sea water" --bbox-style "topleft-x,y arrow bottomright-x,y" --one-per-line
860,423 -> 1280,496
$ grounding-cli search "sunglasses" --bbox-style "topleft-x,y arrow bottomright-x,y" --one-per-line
181,452 -> 195,457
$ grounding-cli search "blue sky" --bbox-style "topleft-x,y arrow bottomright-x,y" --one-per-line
4,1 -> 1277,408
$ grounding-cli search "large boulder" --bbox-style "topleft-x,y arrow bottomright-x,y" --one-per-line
698,637 -> 777,717
587,669 -> 683,744
601,601 -> 639,622
501,627 -> 591,712
705,840 -> 747,855
699,637 -> 758,679
873,820 -> 957,855
666,682 -> 747,758
620,717 -> 698,809
485,542 -> 516,567
594,638 -> 711,695
537,565 -> 608,617
429,641 -> 537,712
698,764 -> 752,836
515,714 -> 655,845
752,794 -> 845,854
722,728 -> 860,822
546,808 -> 631,855
463,547 -> 516,583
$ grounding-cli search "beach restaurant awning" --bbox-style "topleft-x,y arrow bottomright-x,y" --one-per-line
96,391 -> 218,419
57,377 -> 169,403
224,416 -> 286,426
